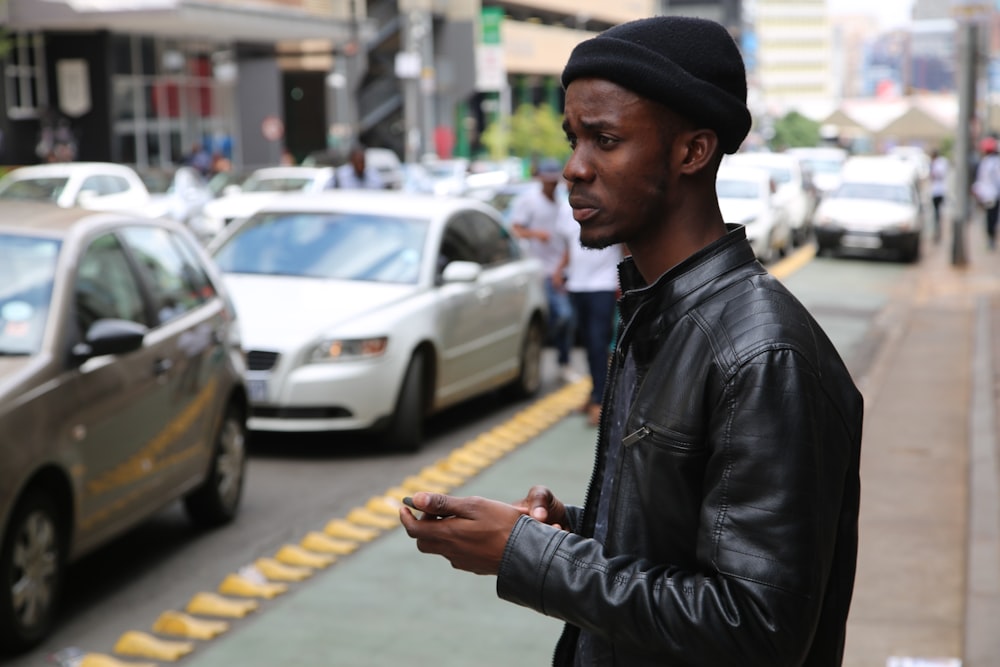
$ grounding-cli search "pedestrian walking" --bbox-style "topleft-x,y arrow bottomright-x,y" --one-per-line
508,158 -> 577,382
400,15 -> 864,666
929,148 -> 949,243
555,206 -> 622,427
973,137 -> 1000,250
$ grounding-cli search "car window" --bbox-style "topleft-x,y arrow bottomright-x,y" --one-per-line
835,182 -> 913,204
439,215 -> 481,269
457,212 -> 518,266
120,226 -> 208,324
0,177 -> 69,202
213,212 -> 427,284
717,178 -> 761,199
75,233 -> 148,335
0,234 -> 60,355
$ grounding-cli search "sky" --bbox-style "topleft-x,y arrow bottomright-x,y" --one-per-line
827,0 -> 916,29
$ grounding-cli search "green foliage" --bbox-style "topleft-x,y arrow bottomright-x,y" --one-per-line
770,111 -> 821,150
481,103 -> 570,163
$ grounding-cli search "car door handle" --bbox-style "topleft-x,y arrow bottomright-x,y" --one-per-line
153,358 -> 174,375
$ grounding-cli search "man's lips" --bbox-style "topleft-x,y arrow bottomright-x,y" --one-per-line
569,197 -> 599,222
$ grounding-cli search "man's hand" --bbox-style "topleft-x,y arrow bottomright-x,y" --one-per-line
512,485 -> 569,530
399,493 -> 524,575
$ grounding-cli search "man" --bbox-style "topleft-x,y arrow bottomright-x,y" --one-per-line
401,15 -> 863,666
336,143 -> 385,190
509,157 -> 577,381
973,137 -> 1000,250
929,148 -> 949,243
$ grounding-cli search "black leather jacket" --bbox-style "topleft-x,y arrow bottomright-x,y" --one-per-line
497,226 -> 863,666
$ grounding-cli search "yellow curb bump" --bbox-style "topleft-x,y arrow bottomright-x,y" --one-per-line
439,459 -> 479,476
151,611 -> 229,640
400,475 -> 449,494
275,544 -> 336,569
218,573 -> 288,599
324,518 -> 379,542
449,449 -> 494,468
419,466 -> 464,487
347,507 -> 401,529
254,557 -> 314,582
382,486 -> 411,503
302,531 -> 361,554
80,654 -> 159,667
185,592 -> 258,618
113,631 -> 194,661
472,433 -> 519,452
365,495 -> 403,516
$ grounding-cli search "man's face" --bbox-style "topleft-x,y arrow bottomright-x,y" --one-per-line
562,78 -> 675,250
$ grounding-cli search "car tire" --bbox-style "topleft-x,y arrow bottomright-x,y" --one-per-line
0,490 -> 65,655
505,317 -> 544,399
382,352 -> 426,452
184,402 -> 247,528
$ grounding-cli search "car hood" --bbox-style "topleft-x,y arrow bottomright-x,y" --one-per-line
222,274 -> 418,351
818,198 -> 916,227
719,198 -> 765,225
202,193 -> 279,219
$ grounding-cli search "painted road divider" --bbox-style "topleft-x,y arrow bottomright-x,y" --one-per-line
185,592 -> 258,618
275,544 -> 336,568
253,558 -> 314,582
345,506 -> 400,529
301,531 -> 360,555
217,572 -> 288,599
113,631 -> 194,661
323,517 -> 379,542
151,611 -> 228,640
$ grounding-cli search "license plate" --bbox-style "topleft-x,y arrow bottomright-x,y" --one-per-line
247,378 -> 269,402
841,234 -> 881,249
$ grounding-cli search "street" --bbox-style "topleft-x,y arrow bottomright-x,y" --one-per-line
8,248 -> 913,666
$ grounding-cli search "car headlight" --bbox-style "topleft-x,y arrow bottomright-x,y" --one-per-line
310,337 -> 388,363
815,213 -> 838,227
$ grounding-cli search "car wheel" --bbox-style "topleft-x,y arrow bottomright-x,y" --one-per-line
0,490 -> 65,655
382,352 -> 426,452
184,402 -> 247,527
506,317 -> 544,399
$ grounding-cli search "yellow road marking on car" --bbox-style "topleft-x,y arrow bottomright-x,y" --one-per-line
113,631 -> 194,661
95,380 -> 591,664
151,611 -> 229,640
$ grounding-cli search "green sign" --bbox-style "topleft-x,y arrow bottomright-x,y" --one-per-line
481,6 -> 503,45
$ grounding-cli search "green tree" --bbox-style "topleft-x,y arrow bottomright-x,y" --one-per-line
481,103 -> 570,163
770,111 -> 821,150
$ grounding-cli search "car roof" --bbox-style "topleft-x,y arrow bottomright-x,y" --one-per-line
717,164 -> 772,182
0,201 -> 162,237
840,156 -> 916,183
1,162 -> 140,178
248,190 -> 499,219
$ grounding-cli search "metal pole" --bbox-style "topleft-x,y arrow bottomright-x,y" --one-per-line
419,9 -> 436,160
954,19 -> 977,267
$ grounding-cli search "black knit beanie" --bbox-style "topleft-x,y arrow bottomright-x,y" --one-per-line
561,16 -> 752,154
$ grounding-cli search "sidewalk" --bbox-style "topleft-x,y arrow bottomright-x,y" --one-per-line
95,223 -> 1000,667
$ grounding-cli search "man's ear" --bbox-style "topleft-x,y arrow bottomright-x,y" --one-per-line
676,129 -> 719,175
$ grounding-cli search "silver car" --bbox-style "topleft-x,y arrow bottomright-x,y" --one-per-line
0,202 -> 249,654
210,191 -> 548,451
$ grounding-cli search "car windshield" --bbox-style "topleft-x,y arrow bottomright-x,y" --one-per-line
213,211 -> 428,284
0,233 -> 61,355
802,159 -> 843,174
241,176 -> 319,193
717,178 -> 761,199
0,177 -> 70,202
835,182 -> 912,204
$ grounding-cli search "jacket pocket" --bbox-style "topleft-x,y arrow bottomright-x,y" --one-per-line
623,420 -> 703,454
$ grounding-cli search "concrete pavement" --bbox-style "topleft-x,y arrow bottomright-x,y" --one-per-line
74,220 -> 1000,667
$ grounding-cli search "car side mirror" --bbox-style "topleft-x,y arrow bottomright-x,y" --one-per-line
440,260 -> 482,284
72,318 -> 147,361
76,190 -> 99,206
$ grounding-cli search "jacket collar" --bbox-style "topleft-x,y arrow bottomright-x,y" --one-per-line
618,224 -> 760,329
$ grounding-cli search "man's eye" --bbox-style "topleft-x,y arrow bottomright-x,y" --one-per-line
597,135 -> 615,146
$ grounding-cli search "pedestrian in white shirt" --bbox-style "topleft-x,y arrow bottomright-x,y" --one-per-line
929,149 -> 949,243
336,143 -> 386,190
509,158 -> 577,381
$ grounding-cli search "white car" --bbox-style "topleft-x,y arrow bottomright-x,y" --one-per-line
192,166 -> 335,241
814,156 -> 923,263
138,165 -> 215,224
724,152 -> 816,244
716,164 -> 791,264
786,146 -> 849,198
0,162 -> 150,213
209,191 -> 548,451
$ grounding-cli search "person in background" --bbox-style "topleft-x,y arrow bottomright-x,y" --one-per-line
184,141 -> 212,177
336,143 -> 385,190
401,15 -> 863,666
509,157 -> 577,382
554,207 -> 622,427
929,148 -> 949,243
974,137 -> 1000,250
